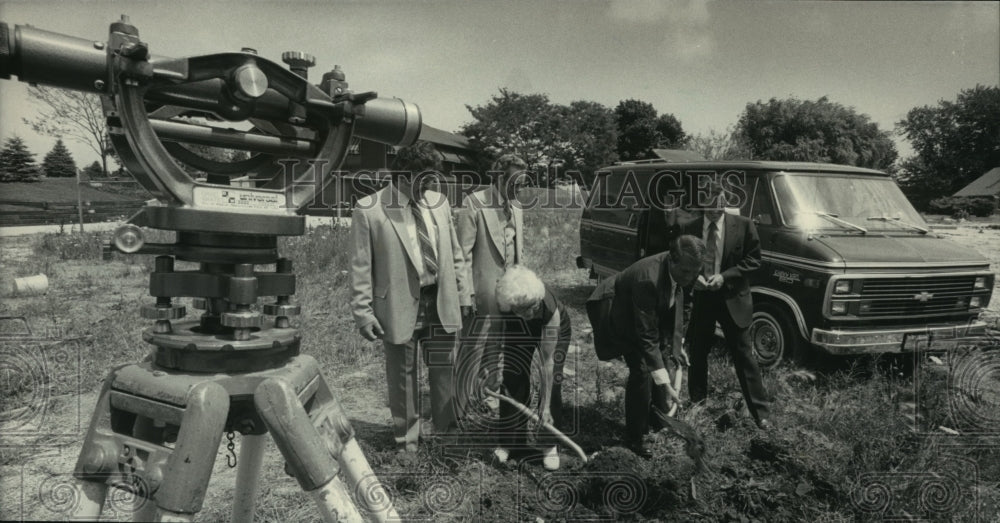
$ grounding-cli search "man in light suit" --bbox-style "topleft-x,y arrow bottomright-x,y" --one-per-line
682,181 -> 771,429
350,142 -> 472,452
454,154 -> 529,418
586,235 -> 706,458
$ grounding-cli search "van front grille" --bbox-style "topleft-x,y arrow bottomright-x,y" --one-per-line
859,276 -> 976,316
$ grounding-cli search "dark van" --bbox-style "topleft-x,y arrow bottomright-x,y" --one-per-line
577,160 -> 994,367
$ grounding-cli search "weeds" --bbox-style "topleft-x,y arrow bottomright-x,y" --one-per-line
2,189 -> 998,521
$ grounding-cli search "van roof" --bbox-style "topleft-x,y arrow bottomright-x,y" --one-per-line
606,160 -> 888,176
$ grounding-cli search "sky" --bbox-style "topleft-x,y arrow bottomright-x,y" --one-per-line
0,0 -> 997,168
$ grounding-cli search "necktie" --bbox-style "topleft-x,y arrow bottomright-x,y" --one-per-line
411,200 -> 438,276
705,220 -> 719,277
673,284 -> 684,353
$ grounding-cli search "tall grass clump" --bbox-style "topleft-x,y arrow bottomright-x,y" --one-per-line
521,187 -> 584,275
33,231 -> 105,260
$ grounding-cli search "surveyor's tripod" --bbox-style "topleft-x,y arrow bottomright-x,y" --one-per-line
0,14 -> 423,521
69,209 -> 398,522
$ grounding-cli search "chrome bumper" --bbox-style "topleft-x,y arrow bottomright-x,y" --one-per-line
810,321 -> 990,355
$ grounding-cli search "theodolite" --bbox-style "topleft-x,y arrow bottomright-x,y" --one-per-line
0,15 -> 418,522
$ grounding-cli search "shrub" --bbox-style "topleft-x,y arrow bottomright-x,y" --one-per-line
928,196 -> 996,218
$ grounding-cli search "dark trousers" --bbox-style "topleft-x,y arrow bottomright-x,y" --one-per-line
382,286 -> 457,449
497,331 -> 568,448
686,292 -> 770,423
623,346 -> 672,445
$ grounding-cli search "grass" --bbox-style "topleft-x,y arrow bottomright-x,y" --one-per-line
1,186 -> 998,521
0,178 -> 142,205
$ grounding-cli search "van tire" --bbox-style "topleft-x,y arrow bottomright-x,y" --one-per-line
750,303 -> 801,369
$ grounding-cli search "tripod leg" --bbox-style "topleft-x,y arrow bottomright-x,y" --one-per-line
132,415 -> 164,522
231,434 -> 267,523
70,371 -> 117,520
66,479 -> 109,520
151,382 -> 230,522
308,376 -> 400,522
254,378 -> 364,523
341,438 -> 401,523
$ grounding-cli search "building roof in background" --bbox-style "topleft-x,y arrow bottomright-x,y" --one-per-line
419,125 -> 471,152
953,167 -> 1000,197
652,149 -> 707,162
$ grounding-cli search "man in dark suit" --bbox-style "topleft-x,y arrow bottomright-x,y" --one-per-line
586,235 -> 706,457
682,181 -> 771,428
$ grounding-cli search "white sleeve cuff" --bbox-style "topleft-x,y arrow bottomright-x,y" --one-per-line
651,368 -> 671,386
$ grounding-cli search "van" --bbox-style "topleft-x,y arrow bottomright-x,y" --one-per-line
576,160 -> 994,367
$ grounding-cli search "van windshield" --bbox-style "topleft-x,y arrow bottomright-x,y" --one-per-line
773,174 -> 927,232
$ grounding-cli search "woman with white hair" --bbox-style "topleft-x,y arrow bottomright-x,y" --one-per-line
493,265 -> 571,470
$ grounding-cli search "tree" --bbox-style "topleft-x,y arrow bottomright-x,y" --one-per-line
735,96 -> 897,170
688,127 -> 753,160
0,136 -> 42,182
23,86 -> 113,176
554,100 -> 619,186
655,113 -> 688,149
462,88 -> 563,173
896,85 -> 1000,208
613,99 -> 688,160
82,161 -> 104,180
462,90 -> 619,187
614,99 -> 660,161
42,139 -> 78,178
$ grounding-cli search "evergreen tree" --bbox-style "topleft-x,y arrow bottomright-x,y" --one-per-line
0,136 -> 42,182
82,161 -> 104,180
42,138 -> 78,178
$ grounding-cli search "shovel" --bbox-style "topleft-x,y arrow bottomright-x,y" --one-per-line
484,389 -> 588,463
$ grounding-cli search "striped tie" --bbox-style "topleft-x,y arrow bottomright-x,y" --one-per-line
705,220 -> 719,277
673,284 -> 684,352
411,201 -> 438,276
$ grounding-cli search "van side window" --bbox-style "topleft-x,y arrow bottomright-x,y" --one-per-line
750,177 -> 776,225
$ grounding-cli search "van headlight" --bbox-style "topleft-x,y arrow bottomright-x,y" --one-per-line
975,277 -> 987,289
833,280 -> 852,294
831,301 -> 848,315
970,296 -> 982,308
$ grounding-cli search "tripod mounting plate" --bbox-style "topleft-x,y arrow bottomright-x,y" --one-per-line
134,205 -> 305,236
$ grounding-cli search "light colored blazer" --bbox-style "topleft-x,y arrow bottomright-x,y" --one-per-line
350,184 -> 471,345
455,186 -> 524,316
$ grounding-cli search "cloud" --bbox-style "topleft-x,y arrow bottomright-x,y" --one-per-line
670,31 -> 715,61
607,0 -> 710,26
607,0 -> 714,62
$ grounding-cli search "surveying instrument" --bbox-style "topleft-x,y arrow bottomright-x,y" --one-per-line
1,16 -> 419,522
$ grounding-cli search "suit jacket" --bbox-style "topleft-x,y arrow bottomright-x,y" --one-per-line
350,184 -> 471,345
455,186 -> 524,315
682,213 -> 761,327
586,252 -> 679,371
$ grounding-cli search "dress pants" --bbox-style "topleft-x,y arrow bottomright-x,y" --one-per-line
382,286 -> 458,450
622,344 -> 673,446
686,291 -> 770,423
498,322 -> 570,449
455,313 -> 506,421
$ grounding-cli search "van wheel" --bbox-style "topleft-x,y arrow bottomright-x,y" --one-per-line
750,304 -> 800,369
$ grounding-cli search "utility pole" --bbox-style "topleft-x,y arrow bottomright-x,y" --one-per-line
76,167 -> 85,232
